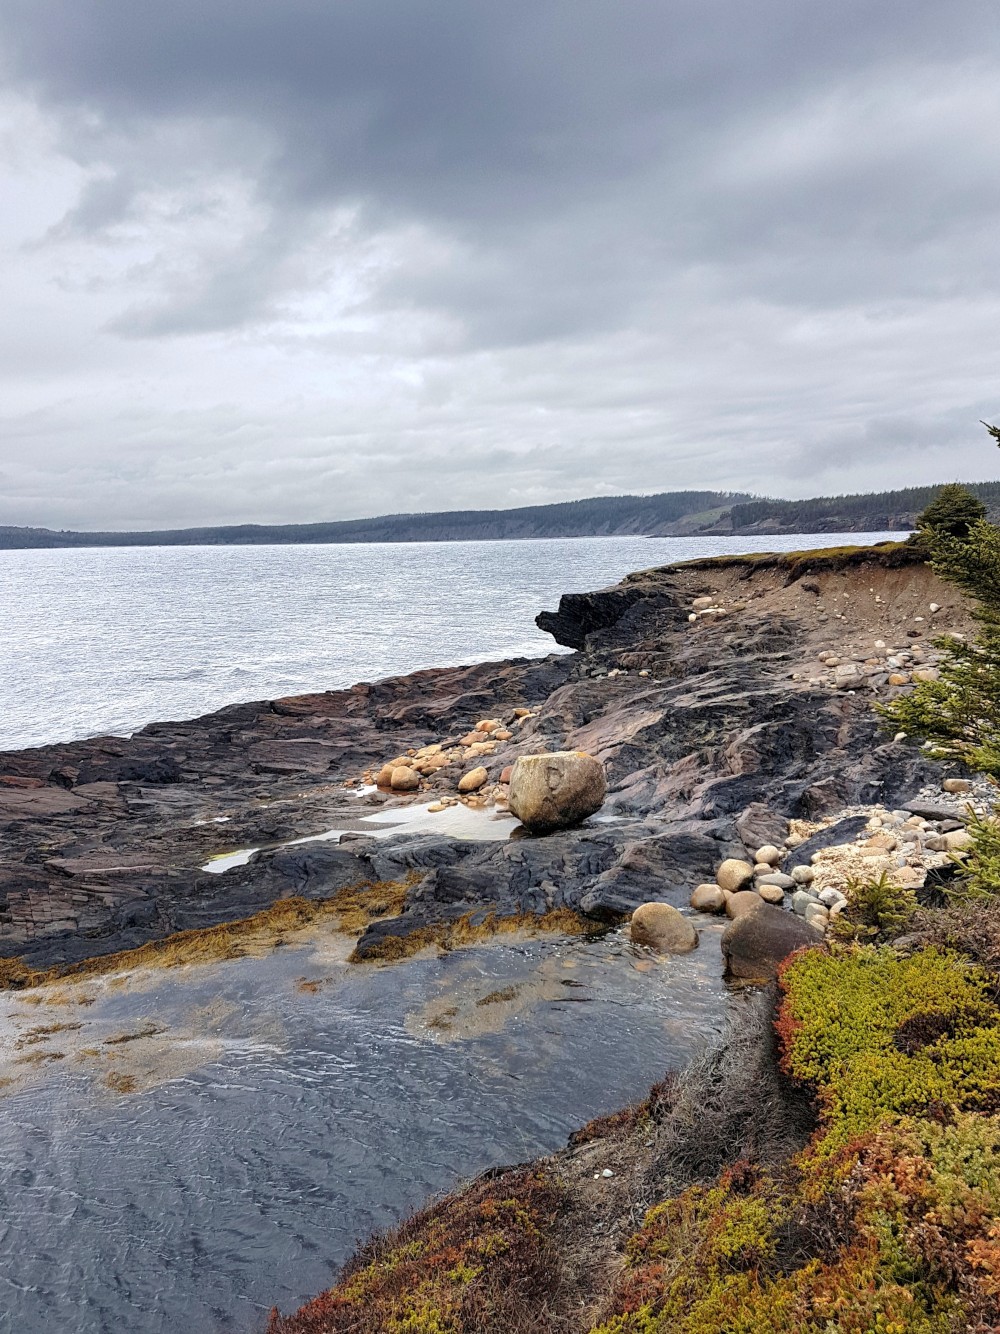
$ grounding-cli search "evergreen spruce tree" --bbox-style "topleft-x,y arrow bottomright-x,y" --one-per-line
881,424 -> 1000,777
913,483 -> 986,541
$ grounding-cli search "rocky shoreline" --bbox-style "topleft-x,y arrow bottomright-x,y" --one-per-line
0,540 -> 971,977
5,537 -> 998,1330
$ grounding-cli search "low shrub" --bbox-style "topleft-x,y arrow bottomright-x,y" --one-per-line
951,807 -> 1000,899
907,899 -> 1000,985
588,944 -> 1000,1333
777,946 -> 1000,1157
267,1168 -> 569,1334
832,870 -> 919,942
568,1074 -> 677,1148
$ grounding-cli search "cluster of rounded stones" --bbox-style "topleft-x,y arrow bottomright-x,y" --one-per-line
686,594 -> 745,624
688,842 -> 843,933
629,837 -> 830,955
628,837 -> 830,957
366,711 -> 535,809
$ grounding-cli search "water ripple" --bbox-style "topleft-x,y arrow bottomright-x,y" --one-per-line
0,933 -> 733,1332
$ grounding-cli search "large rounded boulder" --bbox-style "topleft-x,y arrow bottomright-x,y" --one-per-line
721,904 -> 823,981
630,902 -> 698,954
507,751 -> 606,832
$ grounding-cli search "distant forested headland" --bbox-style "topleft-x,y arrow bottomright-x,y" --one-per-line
4,482 -> 1000,548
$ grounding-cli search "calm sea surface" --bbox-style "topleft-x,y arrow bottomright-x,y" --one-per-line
0,534 -> 900,751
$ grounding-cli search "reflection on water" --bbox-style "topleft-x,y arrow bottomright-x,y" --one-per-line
0,925 -> 731,1333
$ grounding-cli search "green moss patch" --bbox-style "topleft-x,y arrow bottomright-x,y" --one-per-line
776,946 -> 1000,1158
588,944 -> 1000,1332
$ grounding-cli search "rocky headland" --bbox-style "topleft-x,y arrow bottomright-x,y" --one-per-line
0,540 -> 973,976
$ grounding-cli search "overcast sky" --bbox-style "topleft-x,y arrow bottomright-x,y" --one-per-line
1,1 -> 999,529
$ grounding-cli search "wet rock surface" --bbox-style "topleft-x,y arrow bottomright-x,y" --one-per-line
0,547 -> 972,972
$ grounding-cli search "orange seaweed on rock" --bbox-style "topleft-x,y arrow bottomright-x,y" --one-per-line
0,877 -> 420,991
349,906 -> 595,963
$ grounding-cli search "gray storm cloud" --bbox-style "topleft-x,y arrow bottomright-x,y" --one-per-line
0,0 -> 998,527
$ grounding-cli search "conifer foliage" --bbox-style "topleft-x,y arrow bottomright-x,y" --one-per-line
910,482 -> 985,541
881,424 -> 1000,777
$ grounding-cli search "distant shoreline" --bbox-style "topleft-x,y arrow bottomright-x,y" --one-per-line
2,478 -> 992,549
0,528 -> 909,553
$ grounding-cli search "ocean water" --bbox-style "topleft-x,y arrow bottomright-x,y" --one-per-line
0,533 -> 902,751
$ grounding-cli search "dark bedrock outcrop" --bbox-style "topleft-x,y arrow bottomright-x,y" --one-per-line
0,654 -> 575,967
260,583 -> 941,957
0,559 -> 947,970
535,575 -> 682,650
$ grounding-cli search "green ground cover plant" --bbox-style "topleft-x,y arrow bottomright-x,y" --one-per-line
587,943 -> 1000,1333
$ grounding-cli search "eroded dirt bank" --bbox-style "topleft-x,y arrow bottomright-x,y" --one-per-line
0,542 -> 971,975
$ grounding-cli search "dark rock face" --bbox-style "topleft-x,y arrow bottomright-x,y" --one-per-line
721,905 -> 824,981
785,817 -> 872,870
0,556 -> 950,971
535,578 -> 680,650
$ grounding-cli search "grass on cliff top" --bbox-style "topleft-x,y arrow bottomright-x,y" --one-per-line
672,539 -> 918,577
0,879 -> 416,991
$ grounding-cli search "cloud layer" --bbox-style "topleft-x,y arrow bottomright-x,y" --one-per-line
1,0 -> 998,527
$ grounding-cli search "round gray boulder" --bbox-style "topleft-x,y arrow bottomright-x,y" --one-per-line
690,883 -> 727,914
725,890 -> 765,919
717,858 -> 755,893
721,905 -> 824,981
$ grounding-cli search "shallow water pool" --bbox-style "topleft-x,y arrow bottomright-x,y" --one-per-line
0,925 -> 731,1332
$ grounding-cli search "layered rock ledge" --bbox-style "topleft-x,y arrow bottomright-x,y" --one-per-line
0,542 -> 971,975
